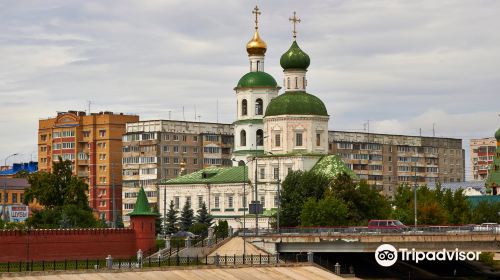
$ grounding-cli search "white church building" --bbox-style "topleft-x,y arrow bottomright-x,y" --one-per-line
158,8 -> 354,230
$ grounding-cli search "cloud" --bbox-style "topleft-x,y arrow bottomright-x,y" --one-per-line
1,0 -> 499,177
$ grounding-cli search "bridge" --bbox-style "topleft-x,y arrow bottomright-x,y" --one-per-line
241,226 -> 500,254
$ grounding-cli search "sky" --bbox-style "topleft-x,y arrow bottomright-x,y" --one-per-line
1,0 -> 499,178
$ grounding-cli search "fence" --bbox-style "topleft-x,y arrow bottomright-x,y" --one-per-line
0,253 -> 281,273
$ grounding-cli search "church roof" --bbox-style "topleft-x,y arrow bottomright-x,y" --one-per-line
280,41 -> 310,70
236,71 -> 278,89
159,166 -> 250,185
128,187 -> 158,216
265,91 -> 328,117
495,127 -> 500,141
310,155 -> 358,180
486,147 -> 500,188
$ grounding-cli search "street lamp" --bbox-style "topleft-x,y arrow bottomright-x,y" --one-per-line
3,153 -> 19,222
266,152 -> 281,234
232,157 -> 251,256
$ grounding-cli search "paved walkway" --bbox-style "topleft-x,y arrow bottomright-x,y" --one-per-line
209,237 -> 269,256
2,265 -> 348,279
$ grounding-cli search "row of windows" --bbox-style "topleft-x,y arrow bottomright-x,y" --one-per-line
53,130 -> 76,138
123,133 -> 202,142
241,98 -> 263,116
0,193 -> 23,203
122,157 -> 158,164
170,194 -> 278,210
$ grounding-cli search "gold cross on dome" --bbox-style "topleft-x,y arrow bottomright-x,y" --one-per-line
289,11 -> 301,39
252,6 -> 261,30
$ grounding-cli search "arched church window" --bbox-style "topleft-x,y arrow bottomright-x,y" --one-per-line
256,61 -> 260,71
255,98 -> 263,115
240,130 -> 247,146
256,129 -> 264,146
242,99 -> 248,116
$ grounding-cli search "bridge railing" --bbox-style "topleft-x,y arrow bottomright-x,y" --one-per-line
239,225 -> 499,236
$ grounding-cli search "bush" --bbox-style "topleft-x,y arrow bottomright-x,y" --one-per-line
155,239 -> 166,251
479,252 -> 495,266
214,220 -> 229,238
189,223 -> 208,236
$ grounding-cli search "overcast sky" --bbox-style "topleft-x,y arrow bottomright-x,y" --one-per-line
1,0 -> 499,177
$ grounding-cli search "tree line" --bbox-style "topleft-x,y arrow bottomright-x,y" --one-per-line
280,170 -> 500,227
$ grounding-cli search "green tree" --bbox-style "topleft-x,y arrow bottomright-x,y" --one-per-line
23,157 -> 101,228
280,170 -> 330,227
214,220 -> 229,238
300,196 -> 348,226
196,202 -> 213,228
165,200 -> 178,234
180,200 -> 194,231
189,223 -> 209,236
470,201 -> 500,224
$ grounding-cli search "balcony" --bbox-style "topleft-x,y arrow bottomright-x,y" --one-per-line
77,171 -> 89,177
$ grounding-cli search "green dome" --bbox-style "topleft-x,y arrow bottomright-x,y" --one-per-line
280,41 -> 310,70
236,71 -> 277,88
265,91 -> 328,117
495,128 -> 500,140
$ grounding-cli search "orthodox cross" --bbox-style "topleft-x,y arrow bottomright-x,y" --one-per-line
252,6 -> 261,29
289,11 -> 301,39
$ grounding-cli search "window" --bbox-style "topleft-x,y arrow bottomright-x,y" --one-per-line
83,131 -> 90,137
53,143 -> 61,150
182,146 -> 187,153
287,77 -> 290,88
124,203 -> 135,210
186,196 -> 191,207
198,196 -> 203,208
275,134 -> 281,147
274,195 -> 279,207
99,200 -> 106,207
193,136 -> 198,142
53,132 -> 61,138
295,77 -> 298,89
227,195 -> 233,208
99,177 -> 106,183
193,147 -> 199,153
255,98 -> 263,115
316,133 -> 321,146
260,195 -> 265,208
260,168 -> 265,179
295,133 -> 303,146
99,154 -> 107,160
240,130 -> 247,146
204,147 -> 221,153
173,157 -> 179,164
173,146 -> 179,153
182,135 -> 187,142
12,193 -> 17,203
99,213 -> 106,220
99,130 -> 106,137
242,99 -> 248,116
62,142 -> 75,149
173,135 -> 179,141
99,165 -> 107,171
242,195 -> 247,208
163,145 -> 169,152
62,130 -> 75,137
174,197 -> 180,209
256,129 -> 263,146
193,158 -> 198,165
273,167 -> 279,180
214,196 -> 220,208
40,134 -> 47,141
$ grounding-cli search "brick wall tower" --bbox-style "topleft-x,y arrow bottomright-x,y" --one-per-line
128,187 -> 158,253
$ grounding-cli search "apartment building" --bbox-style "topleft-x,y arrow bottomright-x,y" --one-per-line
470,137 -> 496,180
38,111 -> 139,223
121,120 -> 233,224
329,131 -> 465,197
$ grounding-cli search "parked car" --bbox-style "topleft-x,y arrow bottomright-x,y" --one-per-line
473,223 -> 500,233
368,219 -> 408,233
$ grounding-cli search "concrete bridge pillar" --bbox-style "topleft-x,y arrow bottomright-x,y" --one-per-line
307,251 -> 314,263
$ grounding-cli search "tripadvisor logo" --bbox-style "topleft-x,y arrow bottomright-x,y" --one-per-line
375,244 -> 481,267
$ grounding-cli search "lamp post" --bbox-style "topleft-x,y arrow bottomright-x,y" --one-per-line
3,153 -> 19,222
413,155 -> 418,229
232,157 -> 251,256
266,152 -> 280,233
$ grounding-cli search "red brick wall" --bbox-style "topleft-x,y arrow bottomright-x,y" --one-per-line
0,228 -> 138,262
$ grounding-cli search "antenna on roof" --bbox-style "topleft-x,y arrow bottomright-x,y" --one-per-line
87,100 -> 91,114
216,97 -> 219,124
432,123 -> 436,137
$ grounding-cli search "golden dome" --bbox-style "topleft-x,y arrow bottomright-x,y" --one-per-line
246,29 -> 267,56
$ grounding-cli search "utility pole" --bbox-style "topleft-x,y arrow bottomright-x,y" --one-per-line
414,153 -> 418,229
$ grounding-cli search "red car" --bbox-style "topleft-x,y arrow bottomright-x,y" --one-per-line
368,219 -> 408,232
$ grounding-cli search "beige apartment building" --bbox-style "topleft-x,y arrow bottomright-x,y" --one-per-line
121,120 -> 233,224
329,131 -> 465,197
38,111 -> 139,224
470,137 -> 496,180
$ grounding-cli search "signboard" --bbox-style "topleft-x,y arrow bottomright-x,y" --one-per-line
8,205 -> 29,222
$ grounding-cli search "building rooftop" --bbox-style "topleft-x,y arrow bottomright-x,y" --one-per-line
159,166 -> 249,185
310,155 -> 358,180
0,178 -> 30,189
0,162 -> 37,176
